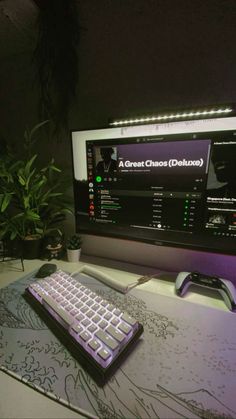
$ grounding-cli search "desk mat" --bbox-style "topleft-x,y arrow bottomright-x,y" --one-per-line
0,271 -> 236,419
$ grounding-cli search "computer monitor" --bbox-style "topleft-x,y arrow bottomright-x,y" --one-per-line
71,117 -> 236,281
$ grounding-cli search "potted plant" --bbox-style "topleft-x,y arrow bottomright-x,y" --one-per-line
0,122 -> 72,259
66,233 -> 82,262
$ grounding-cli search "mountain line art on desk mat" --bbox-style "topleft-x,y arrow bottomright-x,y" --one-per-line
0,270 -> 236,419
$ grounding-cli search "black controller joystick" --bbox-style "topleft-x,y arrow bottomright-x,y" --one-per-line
175,271 -> 236,312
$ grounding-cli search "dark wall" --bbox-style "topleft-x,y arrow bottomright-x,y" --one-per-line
72,0 -> 236,129
1,0 -> 236,163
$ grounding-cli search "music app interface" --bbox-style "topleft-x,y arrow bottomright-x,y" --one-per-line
86,138 -> 211,234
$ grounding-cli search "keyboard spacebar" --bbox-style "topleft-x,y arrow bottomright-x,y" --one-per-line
42,294 -> 74,328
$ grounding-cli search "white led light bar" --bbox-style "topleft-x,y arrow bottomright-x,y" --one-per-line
109,107 -> 233,126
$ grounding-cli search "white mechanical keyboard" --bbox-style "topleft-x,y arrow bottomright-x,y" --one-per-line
25,269 -> 143,383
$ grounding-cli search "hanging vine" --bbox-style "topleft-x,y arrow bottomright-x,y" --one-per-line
33,0 -> 80,134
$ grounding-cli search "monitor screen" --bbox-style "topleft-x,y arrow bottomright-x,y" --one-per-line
71,117 -> 236,256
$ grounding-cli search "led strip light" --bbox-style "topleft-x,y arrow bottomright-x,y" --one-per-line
109,107 -> 233,126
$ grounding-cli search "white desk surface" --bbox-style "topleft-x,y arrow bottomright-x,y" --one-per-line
0,257 -> 228,419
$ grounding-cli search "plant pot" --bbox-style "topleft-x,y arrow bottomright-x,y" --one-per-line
67,248 -> 81,262
22,235 -> 43,260
3,239 -> 22,258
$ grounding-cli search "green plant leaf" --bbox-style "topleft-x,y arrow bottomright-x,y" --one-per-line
0,193 -> 13,212
45,192 -> 63,198
50,165 -> 61,173
25,155 -> 37,177
35,227 -> 44,235
29,120 -> 49,139
24,127 -> 30,142
26,210 -> 41,221
60,208 -> 74,215
0,120 -> 74,242
12,212 -> 25,219
25,168 -> 36,190
18,174 -> 26,186
31,177 -> 47,193
10,231 -> 17,240
23,195 -> 30,209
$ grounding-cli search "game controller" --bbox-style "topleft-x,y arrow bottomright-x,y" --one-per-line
175,271 -> 236,312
